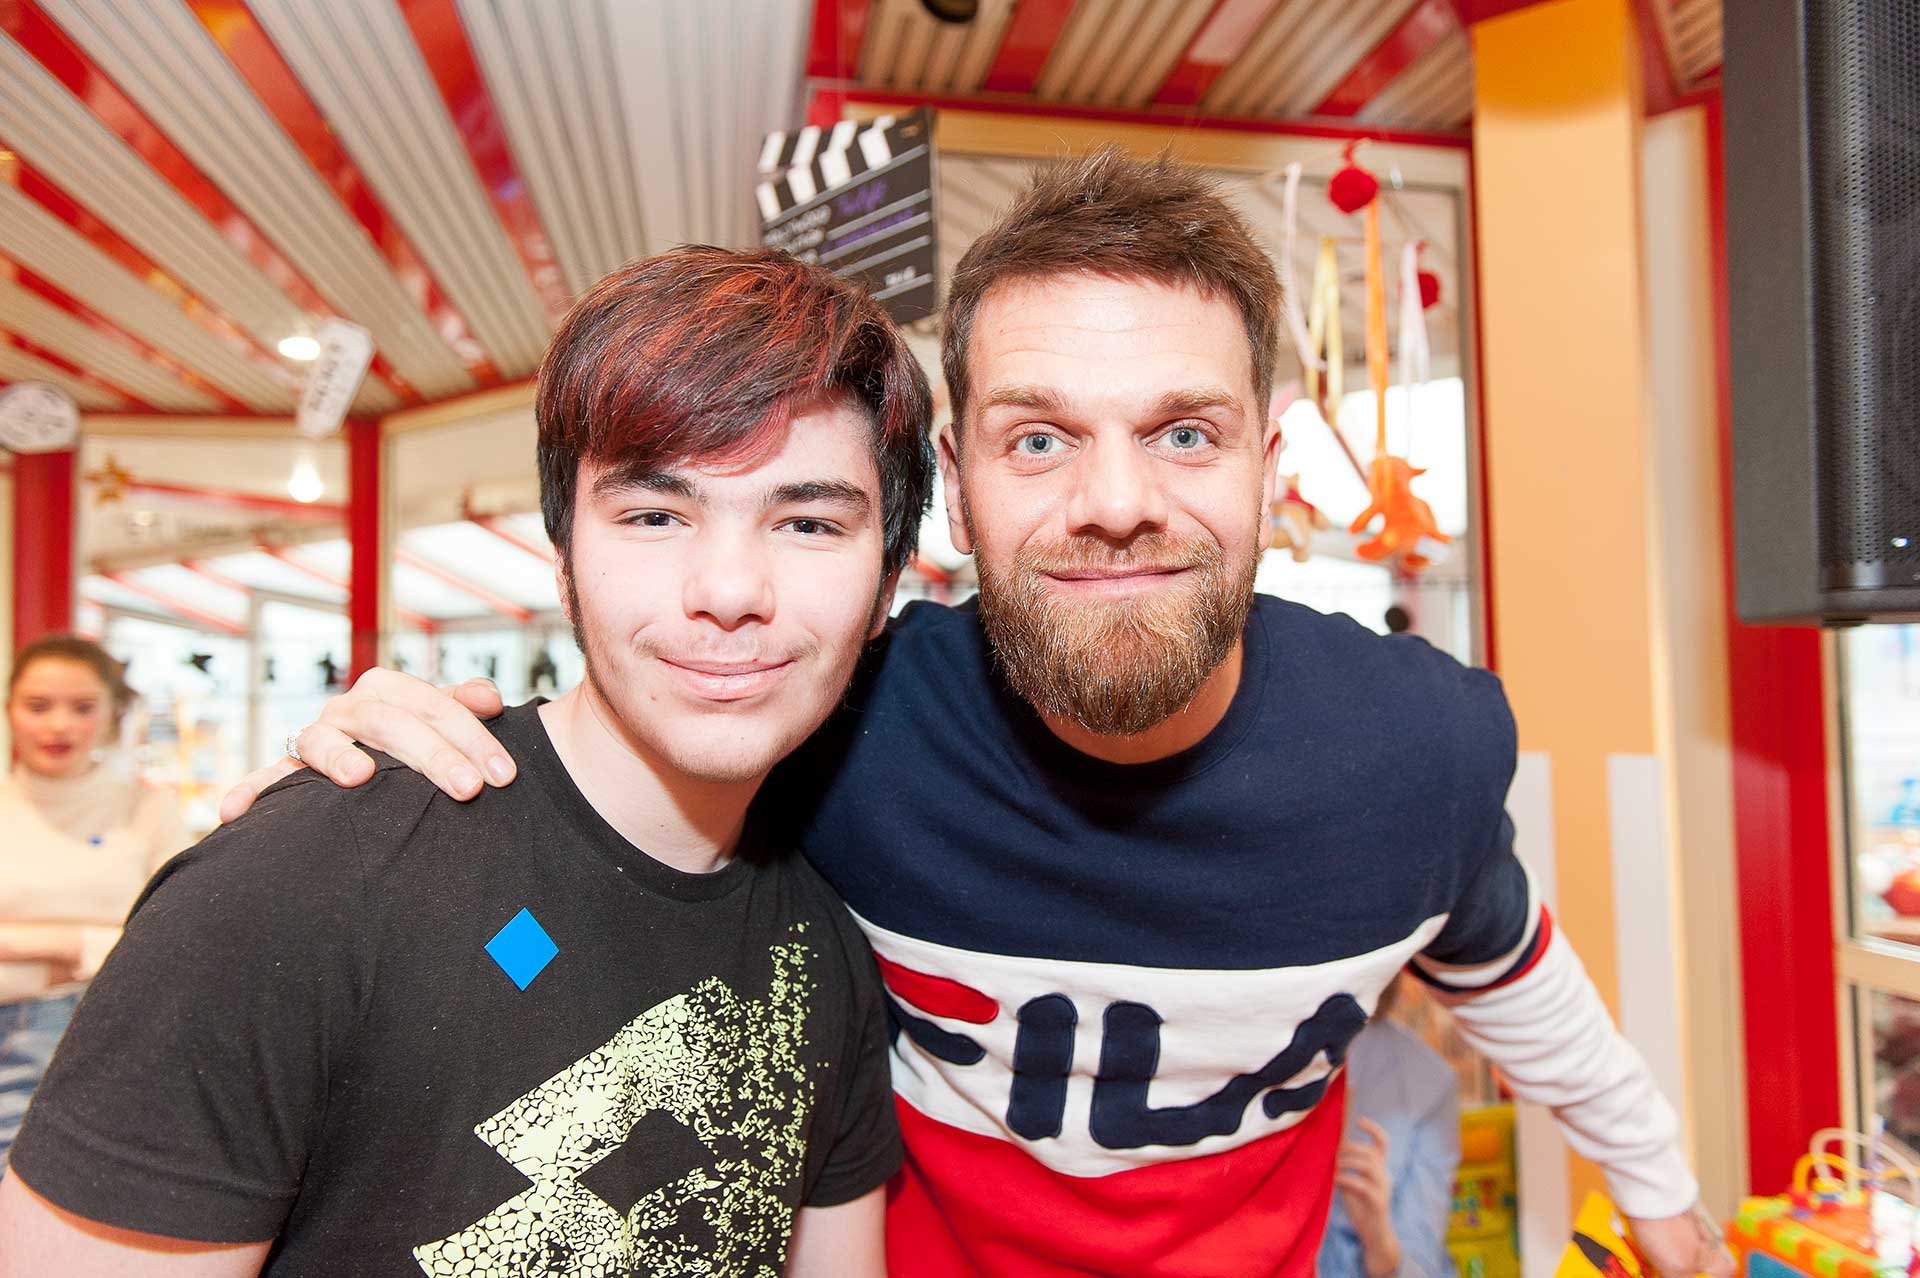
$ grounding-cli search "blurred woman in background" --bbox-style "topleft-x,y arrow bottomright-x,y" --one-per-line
0,635 -> 188,1162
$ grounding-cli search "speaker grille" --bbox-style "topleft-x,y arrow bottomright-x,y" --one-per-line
1807,0 -> 1920,589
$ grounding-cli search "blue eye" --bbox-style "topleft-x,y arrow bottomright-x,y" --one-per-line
1167,426 -> 1205,449
1017,433 -> 1058,456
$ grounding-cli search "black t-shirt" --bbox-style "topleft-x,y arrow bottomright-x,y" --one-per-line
10,702 -> 900,1276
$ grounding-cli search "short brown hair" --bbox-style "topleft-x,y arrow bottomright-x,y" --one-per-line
537,246 -> 934,577
8,634 -> 134,724
941,147 -> 1281,430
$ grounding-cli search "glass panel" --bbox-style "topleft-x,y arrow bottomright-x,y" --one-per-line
1843,626 -> 1920,948
76,432 -> 348,837
1865,986 -> 1920,1154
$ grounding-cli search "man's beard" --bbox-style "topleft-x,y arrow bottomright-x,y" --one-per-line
974,529 -> 1259,738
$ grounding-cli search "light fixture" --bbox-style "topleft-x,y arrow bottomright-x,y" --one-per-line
278,334 -> 321,361
288,457 -> 324,504
918,0 -> 978,21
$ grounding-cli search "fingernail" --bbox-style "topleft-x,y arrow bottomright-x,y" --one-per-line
487,757 -> 514,784
451,766 -> 481,795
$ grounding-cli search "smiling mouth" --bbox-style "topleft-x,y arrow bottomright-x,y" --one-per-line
1041,566 -> 1191,593
658,658 -> 795,702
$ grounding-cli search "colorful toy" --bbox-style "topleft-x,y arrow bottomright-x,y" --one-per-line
1450,1105 -> 1519,1278
1556,1193 -> 1651,1278
1725,1133 -> 1920,1278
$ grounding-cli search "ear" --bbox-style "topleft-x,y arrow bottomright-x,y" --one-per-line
1260,387 -> 1289,509
869,568 -> 903,639
937,423 -> 973,555
554,553 -> 575,627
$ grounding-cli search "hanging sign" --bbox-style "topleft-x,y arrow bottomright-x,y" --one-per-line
296,318 -> 375,439
0,382 -> 80,453
757,109 -> 938,325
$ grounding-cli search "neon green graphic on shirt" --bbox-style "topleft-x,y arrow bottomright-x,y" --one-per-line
413,936 -> 816,1277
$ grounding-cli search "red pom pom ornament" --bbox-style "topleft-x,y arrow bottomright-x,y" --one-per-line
1328,141 -> 1378,214
1418,269 -> 1442,310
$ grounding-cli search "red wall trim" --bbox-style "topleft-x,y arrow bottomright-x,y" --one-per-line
1703,92 -> 1841,1193
11,448 -> 76,651
827,84 -> 1473,149
1313,0 -> 1462,118
347,418 -> 382,680
980,0 -> 1078,95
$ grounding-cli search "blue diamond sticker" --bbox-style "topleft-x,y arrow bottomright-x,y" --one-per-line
485,908 -> 558,991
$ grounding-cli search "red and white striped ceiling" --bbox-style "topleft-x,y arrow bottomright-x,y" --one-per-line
0,0 -> 1721,423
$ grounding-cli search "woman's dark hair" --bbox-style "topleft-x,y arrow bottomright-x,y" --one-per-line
8,634 -> 134,724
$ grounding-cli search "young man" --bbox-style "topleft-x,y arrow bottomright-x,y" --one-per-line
220,152 -> 1731,1278
0,247 -> 933,1276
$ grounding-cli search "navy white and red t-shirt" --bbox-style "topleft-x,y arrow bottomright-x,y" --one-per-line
769,595 -> 1555,1278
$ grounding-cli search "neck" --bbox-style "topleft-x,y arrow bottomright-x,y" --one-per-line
538,685 -> 760,874
1038,640 -> 1245,765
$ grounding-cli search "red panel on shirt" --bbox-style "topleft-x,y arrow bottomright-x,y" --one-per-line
886,1075 -> 1347,1278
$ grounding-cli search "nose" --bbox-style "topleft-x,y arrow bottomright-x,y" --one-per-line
681,526 -> 775,629
1064,433 -> 1169,541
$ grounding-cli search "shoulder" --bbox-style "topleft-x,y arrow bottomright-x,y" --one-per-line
774,854 -> 883,983
147,756 -> 445,911
1255,595 -> 1515,770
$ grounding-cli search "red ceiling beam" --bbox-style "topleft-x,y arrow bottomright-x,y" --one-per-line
1312,0 -> 1463,117
180,0 -> 500,384
2,333 -> 150,411
96,570 -> 246,636
395,546 -> 533,622
4,267 -> 255,416
11,165 -> 302,407
257,543 -> 434,633
0,0 -> 418,405
107,479 -> 347,523
1153,0 -> 1286,107
982,0 -> 1078,95
395,0 -> 571,328
464,509 -> 556,565
807,0 -> 876,80
180,559 -> 256,596
1628,0 -> 1683,113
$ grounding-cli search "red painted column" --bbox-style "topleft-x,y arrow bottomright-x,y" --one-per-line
1703,93 -> 1840,1192
11,448 -> 77,650
347,418 -> 383,681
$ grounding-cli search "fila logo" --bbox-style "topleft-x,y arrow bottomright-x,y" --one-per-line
877,957 -> 1366,1151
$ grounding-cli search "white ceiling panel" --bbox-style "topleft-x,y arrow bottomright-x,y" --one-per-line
0,180 -> 296,411
248,0 -> 551,378
37,0 -> 479,399
0,343 -> 128,411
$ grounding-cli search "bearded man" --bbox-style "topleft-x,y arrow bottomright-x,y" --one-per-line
222,150 -> 1730,1278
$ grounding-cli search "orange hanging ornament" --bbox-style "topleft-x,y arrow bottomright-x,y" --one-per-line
1348,177 -> 1451,573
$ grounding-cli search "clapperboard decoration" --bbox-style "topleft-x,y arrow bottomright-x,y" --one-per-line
757,109 -> 938,325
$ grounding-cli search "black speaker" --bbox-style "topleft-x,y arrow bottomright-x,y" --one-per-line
1725,0 -> 1920,624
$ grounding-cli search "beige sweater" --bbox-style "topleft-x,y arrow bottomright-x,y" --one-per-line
0,761 -> 191,1003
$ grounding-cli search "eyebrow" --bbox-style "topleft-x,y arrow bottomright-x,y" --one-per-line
977,384 -> 1071,415
1151,386 -> 1243,417
591,466 -> 872,514
592,465 -> 696,501
767,480 -> 873,513
975,384 -> 1245,420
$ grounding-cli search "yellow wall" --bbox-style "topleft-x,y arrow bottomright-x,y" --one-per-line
1474,0 -> 1744,1227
